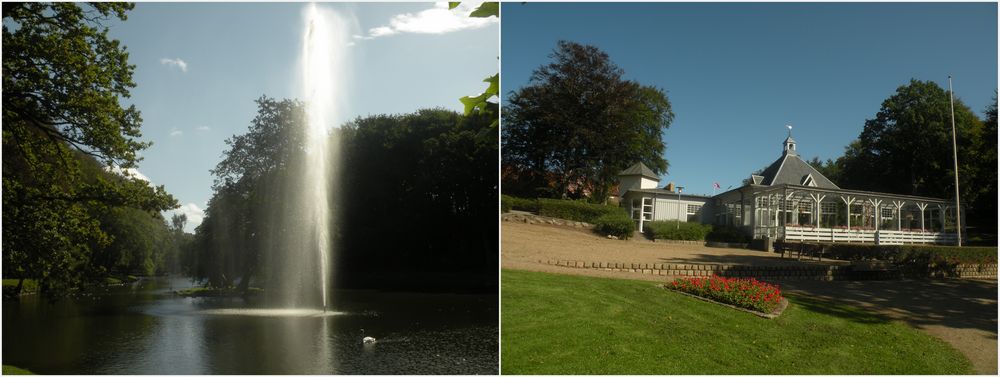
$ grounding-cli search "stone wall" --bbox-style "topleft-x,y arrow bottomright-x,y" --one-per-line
502,212 -> 593,229
542,259 -> 998,281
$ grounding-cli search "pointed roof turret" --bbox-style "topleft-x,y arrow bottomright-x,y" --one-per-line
618,162 -> 659,180
783,125 -> 797,156
756,129 -> 839,189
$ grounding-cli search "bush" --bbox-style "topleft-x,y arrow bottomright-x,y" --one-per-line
501,195 -> 513,213
537,198 -> 621,223
781,242 -> 997,276
594,212 -> 636,239
669,276 -> 784,313
706,225 -> 750,243
645,220 -> 712,241
505,196 -> 540,213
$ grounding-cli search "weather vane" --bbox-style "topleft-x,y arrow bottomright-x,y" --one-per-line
786,124 -> 792,137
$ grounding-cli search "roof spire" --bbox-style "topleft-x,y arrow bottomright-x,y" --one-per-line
783,125 -> 797,156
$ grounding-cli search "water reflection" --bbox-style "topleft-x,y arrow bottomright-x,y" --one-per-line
2,277 -> 497,374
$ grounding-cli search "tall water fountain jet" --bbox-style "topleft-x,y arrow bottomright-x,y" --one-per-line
269,3 -> 350,309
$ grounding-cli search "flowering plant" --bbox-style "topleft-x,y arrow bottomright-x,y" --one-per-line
669,276 -> 783,313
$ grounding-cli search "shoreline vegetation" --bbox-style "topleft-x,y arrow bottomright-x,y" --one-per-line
174,286 -> 263,298
2,276 -> 141,299
2,365 -> 35,375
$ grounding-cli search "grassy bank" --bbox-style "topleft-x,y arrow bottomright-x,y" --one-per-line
3,365 -> 35,375
501,269 -> 972,374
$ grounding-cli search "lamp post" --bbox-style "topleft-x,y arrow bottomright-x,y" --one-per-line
676,186 -> 685,229
948,75 -> 962,247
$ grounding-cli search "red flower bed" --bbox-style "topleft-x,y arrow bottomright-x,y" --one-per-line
669,276 -> 783,313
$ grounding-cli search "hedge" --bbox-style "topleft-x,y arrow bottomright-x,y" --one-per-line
705,225 -> 750,243
817,244 -> 997,265
536,198 -> 622,223
645,221 -> 713,241
594,212 -> 636,239
780,242 -> 997,276
504,196 -> 540,213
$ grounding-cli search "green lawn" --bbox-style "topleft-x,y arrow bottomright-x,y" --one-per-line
502,269 -> 973,374
2,365 -> 35,375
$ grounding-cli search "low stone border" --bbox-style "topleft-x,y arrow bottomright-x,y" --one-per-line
659,284 -> 790,319
544,258 -> 997,281
543,259 -> 848,281
501,212 -> 593,229
645,239 -> 704,245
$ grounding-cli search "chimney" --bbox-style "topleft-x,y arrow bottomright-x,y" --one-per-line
664,182 -> 675,192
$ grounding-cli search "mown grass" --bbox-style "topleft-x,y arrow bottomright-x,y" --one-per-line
3,365 -> 35,374
501,269 -> 972,374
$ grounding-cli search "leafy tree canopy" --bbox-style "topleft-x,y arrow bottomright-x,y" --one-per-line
502,40 -> 674,202
2,2 -> 176,296
831,79 -> 995,234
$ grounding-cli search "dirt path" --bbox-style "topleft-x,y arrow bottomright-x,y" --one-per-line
502,221 -> 998,374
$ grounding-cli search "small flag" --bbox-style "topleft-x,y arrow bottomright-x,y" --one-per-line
713,182 -> 721,189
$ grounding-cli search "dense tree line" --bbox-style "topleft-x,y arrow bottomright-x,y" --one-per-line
3,2 -> 182,296
815,81 -> 996,237
502,41 -> 674,202
185,98 -> 498,293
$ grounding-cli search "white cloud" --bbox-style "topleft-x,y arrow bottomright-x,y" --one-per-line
160,58 -> 188,72
166,203 -> 205,233
106,166 -> 152,183
356,2 -> 496,41
169,127 -> 183,137
196,126 -> 211,132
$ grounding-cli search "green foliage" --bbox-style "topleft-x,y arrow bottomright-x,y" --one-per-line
831,79 -> 994,235
190,103 -> 499,291
705,225 -> 750,243
454,1 -> 498,129
469,2 -> 499,18
501,195 -> 512,213
815,243 -> 997,264
783,242 -> 996,276
504,195 -> 540,212
536,198 -> 623,223
502,269 -> 973,374
645,220 -> 712,241
503,41 -> 674,201
2,365 -> 35,375
2,2 -> 177,297
593,212 -> 635,239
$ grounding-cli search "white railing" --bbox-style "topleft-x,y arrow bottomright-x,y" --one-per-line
782,226 -> 958,245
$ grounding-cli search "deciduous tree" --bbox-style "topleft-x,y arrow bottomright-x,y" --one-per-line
502,41 -> 674,201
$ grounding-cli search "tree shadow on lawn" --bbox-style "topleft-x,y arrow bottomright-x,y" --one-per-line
779,279 -> 998,334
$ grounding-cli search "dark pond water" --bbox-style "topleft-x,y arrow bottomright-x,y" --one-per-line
2,277 -> 498,374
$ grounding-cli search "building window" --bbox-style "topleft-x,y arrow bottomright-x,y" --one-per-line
881,207 -> 894,219
687,204 -> 701,222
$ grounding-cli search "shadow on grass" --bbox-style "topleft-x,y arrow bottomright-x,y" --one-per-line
780,279 -> 998,334
785,293 -> 891,325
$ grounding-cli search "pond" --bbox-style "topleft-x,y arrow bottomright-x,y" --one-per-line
2,277 -> 498,374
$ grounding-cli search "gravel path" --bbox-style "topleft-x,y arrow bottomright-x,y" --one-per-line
502,221 -> 998,374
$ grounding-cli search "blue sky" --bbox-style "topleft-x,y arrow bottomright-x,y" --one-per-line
106,2 -> 498,231
501,2 -> 997,197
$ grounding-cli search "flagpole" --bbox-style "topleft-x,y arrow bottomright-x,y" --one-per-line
948,75 -> 962,247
